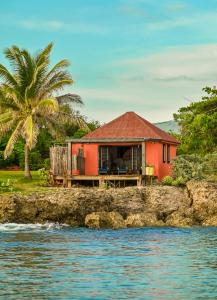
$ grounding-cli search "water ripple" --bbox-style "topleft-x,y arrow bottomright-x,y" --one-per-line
0,226 -> 217,299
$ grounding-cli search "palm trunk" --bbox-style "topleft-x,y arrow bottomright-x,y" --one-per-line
24,143 -> 32,179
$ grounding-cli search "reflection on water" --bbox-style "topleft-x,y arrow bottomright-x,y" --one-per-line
0,225 -> 217,299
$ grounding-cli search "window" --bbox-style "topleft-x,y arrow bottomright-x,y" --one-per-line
162,144 -> 166,163
167,144 -> 170,163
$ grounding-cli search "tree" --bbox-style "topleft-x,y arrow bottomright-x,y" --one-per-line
174,86 -> 217,155
0,43 -> 83,178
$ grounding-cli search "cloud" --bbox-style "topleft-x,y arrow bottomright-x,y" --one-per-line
166,2 -> 188,12
72,86 -> 170,123
118,44 -> 217,83
145,11 -> 217,32
20,20 -> 64,31
19,19 -> 106,34
72,43 -> 217,122
156,75 -> 199,82
146,17 -> 192,31
119,4 -> 149,18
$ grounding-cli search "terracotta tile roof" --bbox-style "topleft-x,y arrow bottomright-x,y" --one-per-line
84,112 -> 180,144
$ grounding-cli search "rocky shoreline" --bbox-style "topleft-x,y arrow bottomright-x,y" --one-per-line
0,181 -> 217,228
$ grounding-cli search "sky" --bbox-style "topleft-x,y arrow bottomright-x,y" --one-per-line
1,0 -> 217,123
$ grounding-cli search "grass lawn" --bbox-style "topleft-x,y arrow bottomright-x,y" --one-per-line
0,170 -> 48,194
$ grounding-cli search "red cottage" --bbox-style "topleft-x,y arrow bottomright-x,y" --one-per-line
61,112 -> 180,186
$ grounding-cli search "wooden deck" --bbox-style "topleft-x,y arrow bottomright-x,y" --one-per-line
52,174 -> 145,187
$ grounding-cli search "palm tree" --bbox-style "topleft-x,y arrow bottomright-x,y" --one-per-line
0,43 -> 82,178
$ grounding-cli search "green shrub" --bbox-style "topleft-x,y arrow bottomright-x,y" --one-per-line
162,176 -> 174,186
38,168 -> 50,186
203,152 -> 217,181
172,154 -> 205,182
172,153 -> 217,183
172,176 -> 186,187
0,179 -> 14,193
43,158 -> 50,170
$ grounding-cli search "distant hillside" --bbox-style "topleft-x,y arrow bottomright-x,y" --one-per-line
154,120 -> 180,134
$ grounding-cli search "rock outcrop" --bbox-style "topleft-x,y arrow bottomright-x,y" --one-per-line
0,181 -> 216,228
85,212 -> 125,229
187,181 -> 217,226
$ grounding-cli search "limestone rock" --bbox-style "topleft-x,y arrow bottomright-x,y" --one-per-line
145,186 -> 191,218
0,182 -> 216,228
166,211 -> 194,227
187,181 -> 217,222
125,213 -> 164,227
85,211 -> 125,229
0,196 -> 16,222
202,215 -> 217,226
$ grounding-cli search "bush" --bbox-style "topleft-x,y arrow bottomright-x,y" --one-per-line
172,154 -> 205,182
0,179 -> 14,193
162,176 -> 174,186
38,168 -> 50,186
162,175 -> 186,187
172,176 -> 186,187
43,158 -> 50,170
203,152 -> 217,181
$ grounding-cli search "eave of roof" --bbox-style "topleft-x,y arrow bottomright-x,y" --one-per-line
66,137 -> 180,145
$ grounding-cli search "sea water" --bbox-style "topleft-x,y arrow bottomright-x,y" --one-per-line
0,224 -> 217,299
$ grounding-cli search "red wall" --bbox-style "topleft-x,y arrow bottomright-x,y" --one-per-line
71,142 -> 177,180
72,143 -> 99,175
146,142 -> 177,180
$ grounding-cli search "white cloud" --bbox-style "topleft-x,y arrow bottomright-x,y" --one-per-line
20,20 -> 64,31
166,2 -> 188,12
145,12 -> 217,32
72,44 -> 217,122
19,19 -> 106,34
118,44 -> 217,82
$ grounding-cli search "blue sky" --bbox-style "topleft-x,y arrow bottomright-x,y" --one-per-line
1,0 -> 217,122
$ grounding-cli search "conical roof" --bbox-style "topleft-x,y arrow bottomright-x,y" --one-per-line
84,112 -> 179,144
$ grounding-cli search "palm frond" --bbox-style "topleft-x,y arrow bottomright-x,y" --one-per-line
35,98 -> 59,117
35,43 -> 53,66
22,49 -> 35,85
4,46 -> 27,86
0,64 -> 18,87
37,70 -> 73,100
0,111 -> 19,138
57,110 -> 89,130
47,59 -> 70,78
0,119 -> 15,138
4,46 -> 24,70
44,79 -> 73,95
32,124 -> 39,148
4,120 -> 23,158
1,84 -> 23,109
43,117 -> 65,139
56,93 -> 83,105
0,111 -> 14,124
22,115 -> 36,149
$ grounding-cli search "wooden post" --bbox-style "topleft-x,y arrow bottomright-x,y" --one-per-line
66,142 -> 72,188
67,142 -> 72,176
142,142 -> 146,175
137,176 -> 142,187
99,178 -> 105,188
67,179 -> 72,188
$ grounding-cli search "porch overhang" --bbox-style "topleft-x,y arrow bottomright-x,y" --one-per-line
66,137 -> 180,145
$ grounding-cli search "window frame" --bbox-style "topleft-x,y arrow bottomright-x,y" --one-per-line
162,144 -> 166,163
167,144 -> 170,163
